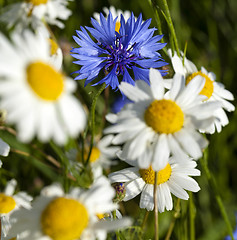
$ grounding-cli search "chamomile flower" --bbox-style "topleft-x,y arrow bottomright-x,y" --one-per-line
104,68 -> 221,171
67,135 -> 120,179
93,6 -> 132,26
0,31 -> 86,145
168,49 -> 235,133
0,0 -> 72,32
0,179 -> 33,238
71,12 -> 167,91
10,177 -> 131,240
109,156 -> 200,212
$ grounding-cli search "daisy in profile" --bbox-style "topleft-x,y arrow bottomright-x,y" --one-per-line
104,68 -> 221,170
9,177 -> 131,240
93,6 -> 132,27
168,49 -> 235,133
109,156 -> 200,212
0,0 -> 72,32
0,179 -> 33,238
0,31 -> 86,145
71,12 -> 167,91
0,138 -> 10,168
67,135 -> 120,180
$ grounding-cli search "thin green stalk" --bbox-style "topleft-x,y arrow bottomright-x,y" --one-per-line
160,0 -> 180,57
189,192 -> 195,240
201,150 -> 234,240
85,83 -> 106,166
141,210 -> 150,230
154,171 -> 159,240
165,198 -> 181,240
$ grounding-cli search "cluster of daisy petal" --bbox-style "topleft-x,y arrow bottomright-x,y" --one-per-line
0,1 -> 235,240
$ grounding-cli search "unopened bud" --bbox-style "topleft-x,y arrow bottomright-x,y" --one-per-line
112,183 -> 126,202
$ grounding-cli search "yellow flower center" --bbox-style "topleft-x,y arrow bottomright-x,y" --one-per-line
26,61 -> 64,101
41,197 -> 89,240
186,71 -> 214,99
96,213 -> 105,219
48,39 -> 59,56
139,164 -> 172,185
0,193 -> 16,214
78,147 -> 101,163
115,21 -> 121,33
144,99 -> 184,134
26,0 -> 48,6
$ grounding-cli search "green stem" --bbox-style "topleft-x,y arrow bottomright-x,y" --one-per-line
189,192 -> 195,240
141,210 -> 150,230
154,171 -> 159,240
86,83 -> 106,166
165,198 -> 181,240
160,0 -> 180,57
201,150 -> 234,240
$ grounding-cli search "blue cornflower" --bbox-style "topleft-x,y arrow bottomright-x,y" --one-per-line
71,12 -> 167,91
112,95 -> 132,113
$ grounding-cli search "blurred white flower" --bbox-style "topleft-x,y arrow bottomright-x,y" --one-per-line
0,30 -> 86,145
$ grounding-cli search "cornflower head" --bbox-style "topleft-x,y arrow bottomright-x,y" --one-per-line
71,12 -> 167,92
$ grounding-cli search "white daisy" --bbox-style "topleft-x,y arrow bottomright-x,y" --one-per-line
168,49 -> 235,133
104,68 -> 221,171
9,176 -> 131,240
0,30 -> 86,145
0,179 -> 33,238
109,157 -> 200,212
0,0 -> 72,32
93,6 -> 132,33
67,135 -> 120,180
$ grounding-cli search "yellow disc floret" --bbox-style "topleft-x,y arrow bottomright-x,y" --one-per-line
139,164 -> 172,185
48,39 -> 59,56
26,0 -> 48,6
144,99 -> 184,134
186,71 -> 214,99
41,197 -> 89,240
0,193 -> 16,214
26,61 -> 64,101
115,21 -> 121,33
78,147 -> 101,163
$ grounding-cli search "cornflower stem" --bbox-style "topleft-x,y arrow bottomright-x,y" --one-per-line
86,83 -> 106,166
154,171 -> 159,240
189,192 -> 195,240
201,150 -> 234,240
165,198 -> 181,240
160,0 -> 181,57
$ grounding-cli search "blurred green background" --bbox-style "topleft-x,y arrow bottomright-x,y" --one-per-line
0,0 -> 237,239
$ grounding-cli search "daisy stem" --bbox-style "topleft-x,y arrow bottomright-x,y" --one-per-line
141,210 -> 150,230
160,0 -> 181,57
201,150 -> 234,240
165,198 -> 181,240
86,83 -> 106,166
189,192 -> 195,240
154,171 -> 159,240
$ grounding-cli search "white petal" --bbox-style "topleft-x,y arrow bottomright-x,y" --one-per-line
0,138 -> 10,157
123,178 -> 145,201
139,184 -> 154,211
169,74 -> 185,101
109,168 -> 140,183
149,68 -> 165,99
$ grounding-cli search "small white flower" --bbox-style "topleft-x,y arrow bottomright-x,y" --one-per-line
104,68 -> 220,170
0,30 -> 86,145
0,138 -> 10,168
0,0 -> 72,31
0,179 -> 33,238
168,49 -> 235,133
9,177 -> 131,240
67,135 -> 120,180
109,157 -> 200,212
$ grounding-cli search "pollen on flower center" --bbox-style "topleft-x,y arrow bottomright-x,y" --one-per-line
26,61 -> 64,101
186,71 -> 214,99
0,193 -> 16,214
115,21 -> 121,33
26,0 -> 48,6
41,197 -> 89,240
144,99 -> 184,134
139,164 -> 172,185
